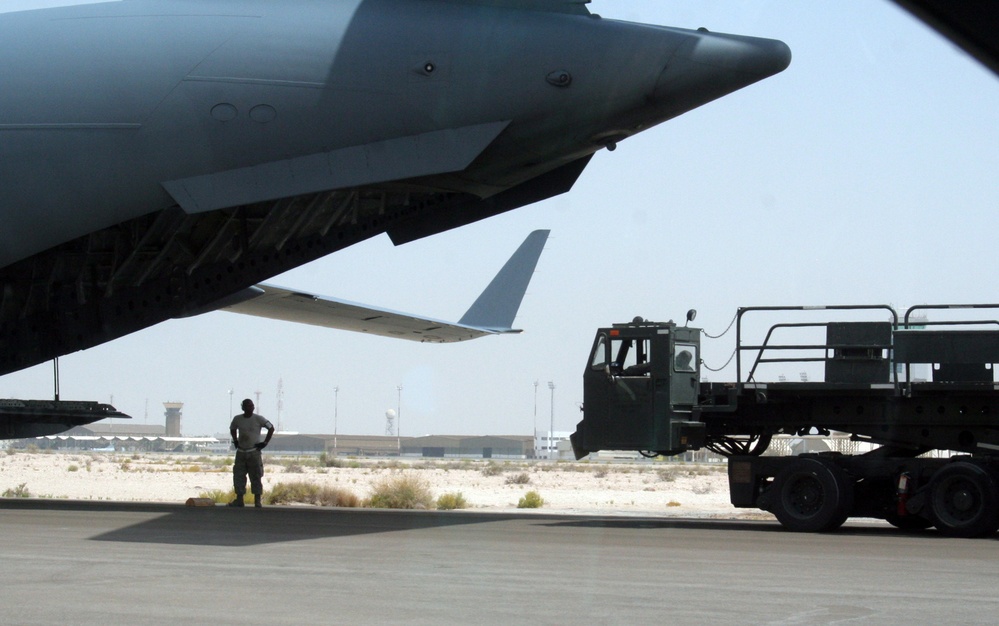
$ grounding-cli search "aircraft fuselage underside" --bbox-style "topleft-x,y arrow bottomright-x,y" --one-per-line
0,0 -> 790,375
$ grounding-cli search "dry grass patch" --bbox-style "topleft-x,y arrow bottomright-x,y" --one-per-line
505,472 -> 531,485
268,481 -> 361,507
480,462 -> 504,477
436,492 -> 469,510
367,474 -> 433,509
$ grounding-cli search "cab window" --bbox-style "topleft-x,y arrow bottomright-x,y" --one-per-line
674,343 -> 697,372
590,334 -> 609,370
614,338 -> 651,376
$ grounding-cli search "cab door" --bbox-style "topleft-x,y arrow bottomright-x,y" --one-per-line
582,332 -> 655,450
670,341 -> 699,409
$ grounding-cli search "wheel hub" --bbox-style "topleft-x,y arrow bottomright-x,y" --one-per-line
952,488 -> 975,512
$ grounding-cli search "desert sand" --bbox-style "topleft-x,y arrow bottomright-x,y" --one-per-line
0,450 -> 768,519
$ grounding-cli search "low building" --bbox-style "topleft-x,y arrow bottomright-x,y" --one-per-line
262,433 -> 533,459
402,435 -> 532,459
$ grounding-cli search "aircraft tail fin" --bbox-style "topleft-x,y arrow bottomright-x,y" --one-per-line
458,229 -> 549,332
211,230 -> 550,343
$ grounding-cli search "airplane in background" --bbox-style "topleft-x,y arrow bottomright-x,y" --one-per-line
0,0 -> 791,433
214,229 -> 551,343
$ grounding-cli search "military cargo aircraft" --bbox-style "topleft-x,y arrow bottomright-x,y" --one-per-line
0,0 -> 790,432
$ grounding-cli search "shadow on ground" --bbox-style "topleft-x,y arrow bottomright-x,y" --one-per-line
0,499 -> 949,547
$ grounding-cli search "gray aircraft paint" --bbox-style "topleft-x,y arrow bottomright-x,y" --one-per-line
0,0 -> 122,14
0,0 -> 789,377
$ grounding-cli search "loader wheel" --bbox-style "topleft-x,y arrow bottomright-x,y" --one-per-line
928,462 -> 999,538
771,458 -> 853,532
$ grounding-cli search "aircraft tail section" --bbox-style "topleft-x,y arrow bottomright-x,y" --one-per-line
215,230 -> 550,343
458,229 -> 549,332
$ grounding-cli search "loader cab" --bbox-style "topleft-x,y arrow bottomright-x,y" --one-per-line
575,317 -> 704,458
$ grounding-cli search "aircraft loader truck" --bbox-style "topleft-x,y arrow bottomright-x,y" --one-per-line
570,304 -> 999,537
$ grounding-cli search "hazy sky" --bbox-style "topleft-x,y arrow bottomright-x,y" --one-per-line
2,1 -> 997,437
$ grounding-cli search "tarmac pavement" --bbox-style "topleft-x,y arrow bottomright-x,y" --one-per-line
1,500 -> 997,624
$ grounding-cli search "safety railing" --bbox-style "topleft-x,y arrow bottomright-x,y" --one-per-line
736,305 -> 898,387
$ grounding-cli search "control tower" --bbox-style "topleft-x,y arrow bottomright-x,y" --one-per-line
163,402 -> 183,436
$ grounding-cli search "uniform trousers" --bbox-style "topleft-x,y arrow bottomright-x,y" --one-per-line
233,448 -> 264,496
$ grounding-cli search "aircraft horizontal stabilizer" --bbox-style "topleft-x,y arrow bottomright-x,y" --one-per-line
0,400 -> 130,439
219,230 -> 550,343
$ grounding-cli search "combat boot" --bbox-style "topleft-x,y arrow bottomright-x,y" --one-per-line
228,496 -> 244,507
254,494 -> 262,508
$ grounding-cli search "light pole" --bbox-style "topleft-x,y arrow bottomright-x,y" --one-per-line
396,385 -> 403,453
228,388 -> 233,417
548,381 -> 555,460
533,380 -> 539,458
333,386 -> 339,456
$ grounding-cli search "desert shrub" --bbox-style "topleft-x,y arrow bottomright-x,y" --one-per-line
505,472 -> 530,485
692,483 -> 713,495
265,482 -> 314,504
688,465 -> 720,476
667,500 -> 681,507
481,462 -> 504,477
283,462 -> 305,474
199,489 -> 235,504
267,481 -> 361,507
2,483 -> 30,498
367,474 -> 433,509
594,468 -> 608,478
67,464 -> 79,472
657,467 -> 678,482
517,490 -> 544,508
265,480 -> 319,504
413,461 -> 440,471
202,489 -> 256,505
317,486 -> 362,507
436,492 -> 469,510
319,453 -> 345,468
